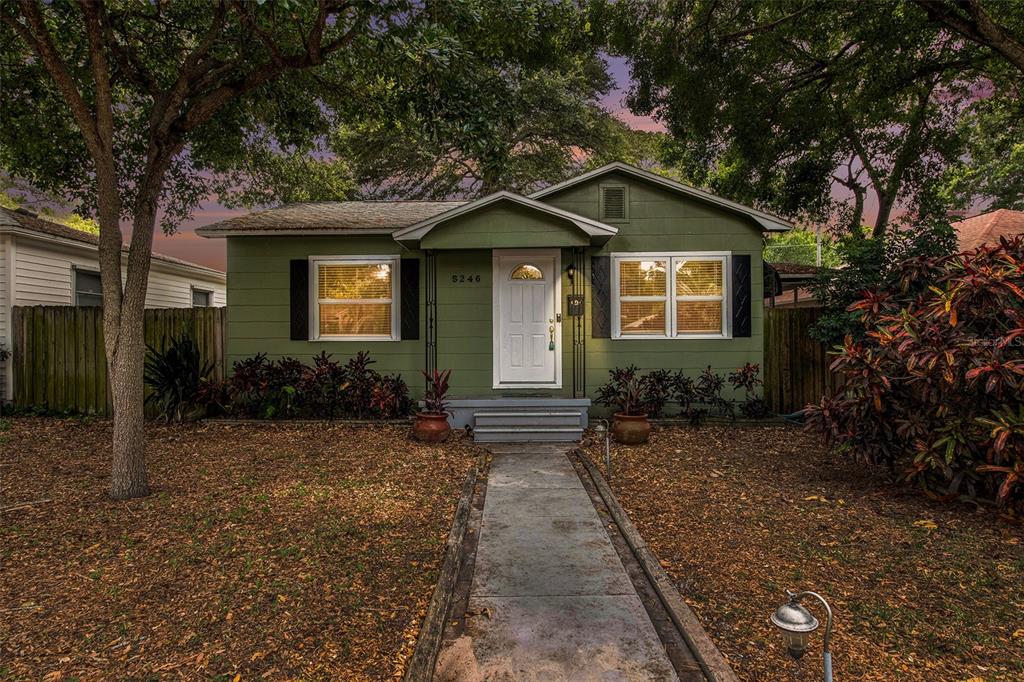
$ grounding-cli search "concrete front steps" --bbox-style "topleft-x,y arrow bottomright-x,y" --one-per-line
445,398 -> 591,443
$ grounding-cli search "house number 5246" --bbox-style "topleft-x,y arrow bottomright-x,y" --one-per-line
451,274 -> 481,283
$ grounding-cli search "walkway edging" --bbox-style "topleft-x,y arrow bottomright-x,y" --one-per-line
404,465 -> 479,682
573,448 -> 741,682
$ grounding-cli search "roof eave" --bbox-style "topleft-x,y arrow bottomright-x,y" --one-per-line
196,227 -> 398,238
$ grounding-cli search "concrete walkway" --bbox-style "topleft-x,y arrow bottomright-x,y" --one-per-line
435,443 -> 680,681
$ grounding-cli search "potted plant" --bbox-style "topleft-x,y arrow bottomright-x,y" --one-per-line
596,366 -> 668,445
413,368 -> 452,442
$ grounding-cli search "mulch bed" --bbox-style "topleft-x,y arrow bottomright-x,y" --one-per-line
0,418 -> 483,680
581,425 -> 1024,682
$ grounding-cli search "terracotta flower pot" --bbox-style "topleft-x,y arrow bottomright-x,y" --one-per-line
612,413 -> 651,445
413,412 -> 450,443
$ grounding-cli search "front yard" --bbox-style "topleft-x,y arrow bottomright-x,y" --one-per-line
582,425 -> 1024,682
1,418 -> 482,680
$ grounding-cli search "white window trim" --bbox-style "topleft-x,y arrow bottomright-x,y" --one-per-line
611,251 -> 732,340
308,255 -> 400,341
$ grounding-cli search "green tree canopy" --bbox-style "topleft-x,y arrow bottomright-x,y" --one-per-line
331,1 -> 620,199
601,0 -> 1019,237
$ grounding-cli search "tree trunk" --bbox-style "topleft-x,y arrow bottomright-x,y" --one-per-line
104,183 -> 160,500
849,184 -> 866,237
872,192 -> 895,238
108,306 -> 148,499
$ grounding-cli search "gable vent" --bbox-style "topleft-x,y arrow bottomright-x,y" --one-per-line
600,185 -> 627,221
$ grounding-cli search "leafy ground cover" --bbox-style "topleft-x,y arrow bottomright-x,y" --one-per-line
0,418 -> 482,680
582,425 -> 1024,681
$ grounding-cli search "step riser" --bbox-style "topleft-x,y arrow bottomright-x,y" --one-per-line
474,430 -> 582,443
475,415 -> 582,428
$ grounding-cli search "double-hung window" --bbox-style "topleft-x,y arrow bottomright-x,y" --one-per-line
312,257 -> 399,340
612,253 -> 730,338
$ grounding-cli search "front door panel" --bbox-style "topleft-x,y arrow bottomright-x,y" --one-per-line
496,251 -> 558,386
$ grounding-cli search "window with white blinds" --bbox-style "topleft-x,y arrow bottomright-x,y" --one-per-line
612,253 -> 729,338
312,257 -> 399,340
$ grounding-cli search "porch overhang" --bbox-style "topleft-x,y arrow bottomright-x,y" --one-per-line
392,191 -> 617,249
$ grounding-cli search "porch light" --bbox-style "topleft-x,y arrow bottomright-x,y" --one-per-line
566,262 -> 576,281
770,590 -> 833,682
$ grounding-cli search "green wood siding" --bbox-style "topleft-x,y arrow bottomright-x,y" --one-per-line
223,171 -> 766,401
420,202 -> 588,249
544,171 -> 765,400
226,236 -> 424,377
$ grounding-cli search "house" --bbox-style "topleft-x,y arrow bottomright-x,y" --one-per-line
764,262 -> 820,308
953,208 -> 1024,250
1,206 -> 226,400
197,162 -> 791,440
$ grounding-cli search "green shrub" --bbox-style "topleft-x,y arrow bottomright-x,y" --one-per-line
144,335 -> 214,422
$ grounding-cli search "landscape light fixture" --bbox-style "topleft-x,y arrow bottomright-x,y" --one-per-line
770,589 -> 833,682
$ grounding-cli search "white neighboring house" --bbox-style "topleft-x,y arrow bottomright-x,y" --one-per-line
0,206 -> 226,400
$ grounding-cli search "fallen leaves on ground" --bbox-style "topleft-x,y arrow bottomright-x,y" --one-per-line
0,418 -> 483,680
581,425 -> 1024,682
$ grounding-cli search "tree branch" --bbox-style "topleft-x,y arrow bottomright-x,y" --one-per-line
173,5 -> 362,136
721,7 -> 809,42
914,0 -> 1024,74
5,2 -> 101,158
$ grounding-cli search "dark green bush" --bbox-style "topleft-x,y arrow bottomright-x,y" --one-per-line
144,335 -> 214,422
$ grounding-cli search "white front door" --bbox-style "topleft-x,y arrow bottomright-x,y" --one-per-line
494,249 -> 560,387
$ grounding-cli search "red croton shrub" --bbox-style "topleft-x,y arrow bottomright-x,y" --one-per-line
805,236 -> 1024,510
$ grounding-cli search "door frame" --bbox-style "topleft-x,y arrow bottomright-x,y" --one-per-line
491,248 -> 562,389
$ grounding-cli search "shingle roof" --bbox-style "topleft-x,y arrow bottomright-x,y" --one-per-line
195,200 -> 467,236
0,207 -> 224,276
953,209 -> 1024,251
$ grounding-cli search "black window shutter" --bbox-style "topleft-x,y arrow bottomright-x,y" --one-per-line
400,258 -> 420,340
591,255 -> 611,338
732,254 -> 752,338
289,259 -> 310,341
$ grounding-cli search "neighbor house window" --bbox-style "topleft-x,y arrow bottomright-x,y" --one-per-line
612,253 -> 729,338
74,268 -> 102,306
312,257 -> 399,340
192,288 -> 212,307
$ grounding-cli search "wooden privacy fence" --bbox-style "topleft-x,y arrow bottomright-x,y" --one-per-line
11,306 -> 226,416
763,306 -> 841,414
